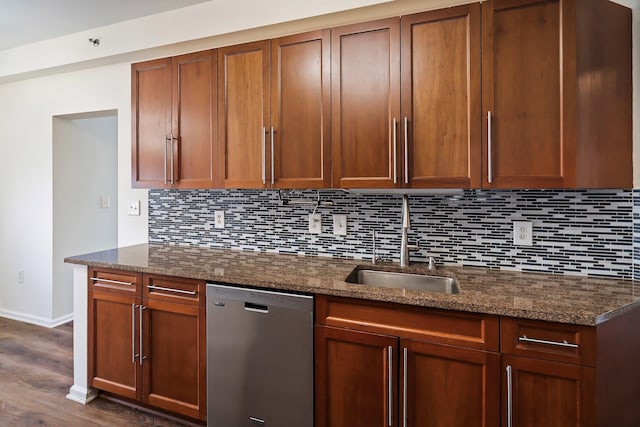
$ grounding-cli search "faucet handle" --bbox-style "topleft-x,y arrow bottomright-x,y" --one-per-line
407,238 -> 420,251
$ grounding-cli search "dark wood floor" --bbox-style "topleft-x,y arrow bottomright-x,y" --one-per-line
0,317 -> 191,426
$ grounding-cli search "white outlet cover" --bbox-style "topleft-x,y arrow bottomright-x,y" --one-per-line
333,214 -> 347,236
127,200 -> 140,216
309,213 -> 322,234
214,210 -> 225,229
513,221 -> 533,246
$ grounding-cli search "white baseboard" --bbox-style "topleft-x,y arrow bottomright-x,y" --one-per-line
0,309 -> 73,328
67,385 -> 99,405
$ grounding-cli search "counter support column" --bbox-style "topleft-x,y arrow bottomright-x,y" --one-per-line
66,264 -> 98,404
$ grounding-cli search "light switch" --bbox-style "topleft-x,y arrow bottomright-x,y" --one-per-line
333,215 -> 347,236
100,195 -> 111,209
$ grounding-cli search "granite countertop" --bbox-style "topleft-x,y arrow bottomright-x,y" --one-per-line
65,243 -> 640,326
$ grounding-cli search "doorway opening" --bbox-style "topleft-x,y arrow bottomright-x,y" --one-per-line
52,110 -> 118,320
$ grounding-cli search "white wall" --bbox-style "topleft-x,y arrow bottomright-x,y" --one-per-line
53,114 -> 119,320
0,64 -> 148,326
0,0 -> 637,325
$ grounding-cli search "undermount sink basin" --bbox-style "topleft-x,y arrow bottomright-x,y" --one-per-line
345,267 -> 460,294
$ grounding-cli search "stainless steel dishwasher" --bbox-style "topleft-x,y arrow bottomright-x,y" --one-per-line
206,283 -> 314,427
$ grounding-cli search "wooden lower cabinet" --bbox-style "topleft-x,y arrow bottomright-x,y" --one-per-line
502,355 -> 595,427
142,298 -> 206,420
316,325 -> 397,427
315,319 -> 500,427
88,268 -> 206,421
88,289 -> 140,400
404,339 -> 500,427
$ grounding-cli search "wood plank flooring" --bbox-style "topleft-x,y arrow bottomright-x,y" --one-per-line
0,317 -> 191,426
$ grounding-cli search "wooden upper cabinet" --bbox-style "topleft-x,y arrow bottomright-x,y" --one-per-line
271,30 -> 331,188
332,18 -> 401,189
401,5 -> 482,189
218,41 -> 271,189
482,0 -> 632,189
171,51 -> 218,188
132,51 -> 218,189
132,58 -> 172,188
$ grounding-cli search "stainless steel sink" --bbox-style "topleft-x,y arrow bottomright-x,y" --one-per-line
346,268 -> 460,294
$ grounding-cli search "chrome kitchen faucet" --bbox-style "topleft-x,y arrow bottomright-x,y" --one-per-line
400,194 -> 419,267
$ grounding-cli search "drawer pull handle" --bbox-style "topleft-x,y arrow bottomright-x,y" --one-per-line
518,335 -> 578,349
147,284 -> 197,296
91,277 -> 134,286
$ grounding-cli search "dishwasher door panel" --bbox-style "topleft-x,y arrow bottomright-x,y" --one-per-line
207,284 -> 314,427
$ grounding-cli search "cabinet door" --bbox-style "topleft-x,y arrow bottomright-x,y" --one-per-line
171,50 -> 219,188
131,58 -> 172,188
482,0 -> 564,188
88,289 -> 140,400
141,298 -> 206,420
218,41 -> 271,188
401,339 -> 500,427
271,30 -> 331,188
401,5 -> 481,189
502,355 -> 595,427
331,18 -> 401,189
316,325 -> 398,427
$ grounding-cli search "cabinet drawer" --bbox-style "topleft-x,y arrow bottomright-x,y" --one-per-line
89,267 -> 140,295
316,295 -> 499,351
501,317 -> 596,366
143,274 -> 204,306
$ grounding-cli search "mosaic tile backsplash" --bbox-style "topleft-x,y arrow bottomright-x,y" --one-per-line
149,189 -> 635,279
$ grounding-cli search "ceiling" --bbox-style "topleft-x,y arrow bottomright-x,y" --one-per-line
0,0 -> 211,51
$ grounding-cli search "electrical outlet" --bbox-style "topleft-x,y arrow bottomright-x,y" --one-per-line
214,211 -> 225,229
513,221 -> 533,246
127,200 -> 140,216
309,213 -> 322,234
333,214 -> 347,236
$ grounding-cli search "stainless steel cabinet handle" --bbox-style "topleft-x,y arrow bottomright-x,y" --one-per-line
91,277 -> 134,286
506,365 -> 513,427
403,117 -> 409,185
403,347 -> 408,427
131,304 -> 137,363
392,118 -> 398,184
518,335 -> 579,349
147,284 -> 197,296
388,345 -> 393,427
262,126 -> 266,185
487,111 -> 493,184
163,136 -> 170,184
271,127 -> 275,186
170,134 -> 177,185
139,306 -> 146,366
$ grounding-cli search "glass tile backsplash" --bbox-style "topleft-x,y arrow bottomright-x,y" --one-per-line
149,189 -> 636,279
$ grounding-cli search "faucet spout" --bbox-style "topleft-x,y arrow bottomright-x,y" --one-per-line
402,194 -> 411,229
